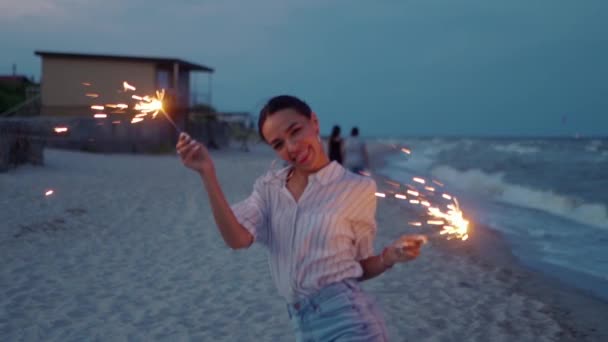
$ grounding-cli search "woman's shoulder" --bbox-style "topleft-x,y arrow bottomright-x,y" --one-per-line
340,171 -> 376,191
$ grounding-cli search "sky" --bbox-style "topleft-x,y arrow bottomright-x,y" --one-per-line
1,0 -> 607,137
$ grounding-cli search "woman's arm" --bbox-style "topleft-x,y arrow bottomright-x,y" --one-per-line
358,248 -> 394,281
359,236 -> 424,281
177,133 -> 253,249
200,170 -> 254,249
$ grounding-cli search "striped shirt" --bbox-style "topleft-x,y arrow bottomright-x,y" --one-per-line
231,161 -> 378,303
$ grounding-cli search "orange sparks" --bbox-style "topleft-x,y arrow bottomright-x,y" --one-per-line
442,194 -> 452,200
424,186 -> 436,192
132,95 -> 143,101
94,113 -> 107,118
409,222 -> 422,226
410,199 -> 420,204
53,127 -> 68,133
131,117 -> 144,124
401,147 -> 411,154
421,201 -> 431,207
375,192 -> 386,198
91,105 -> 104,111
406,190 -> 419,197
123,81 -> 136,91
394,194 -> 407,200
427,220 -> 444,225
385,180 -> 401,188
433,180 -> 444,187
413,177 -> 425,184
85,93 -> 99,98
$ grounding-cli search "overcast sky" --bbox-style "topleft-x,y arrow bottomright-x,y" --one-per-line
1,0 -> 606,137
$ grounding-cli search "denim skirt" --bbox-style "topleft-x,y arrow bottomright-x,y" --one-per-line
286,279 -> 389,342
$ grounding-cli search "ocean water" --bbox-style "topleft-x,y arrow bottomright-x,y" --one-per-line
375,137 -> 608,300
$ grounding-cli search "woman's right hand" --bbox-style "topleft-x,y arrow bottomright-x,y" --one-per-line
176,133 -> 214,175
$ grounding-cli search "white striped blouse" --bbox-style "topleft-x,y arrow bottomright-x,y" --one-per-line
231,161 -> 378,303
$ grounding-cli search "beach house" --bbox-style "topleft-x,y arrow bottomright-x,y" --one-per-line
30,51 -> 218,152
35,51 -> 214,121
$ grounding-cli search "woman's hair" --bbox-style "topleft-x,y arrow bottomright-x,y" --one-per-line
330,125 -> 341,139
351,126 -> 359,136
258,95 -> 312,143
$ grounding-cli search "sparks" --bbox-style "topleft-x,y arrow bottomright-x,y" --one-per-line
91,105 -> 104,110
413,177 -> 425,184
93,113 -> 107,119
54,127 -> 68,133
123,81 -> 136,91
375,192 -> 386,198
45,190 -> 54,196
394,194 -> 407,200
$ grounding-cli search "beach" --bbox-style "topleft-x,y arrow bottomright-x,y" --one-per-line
1,145 -> 607,341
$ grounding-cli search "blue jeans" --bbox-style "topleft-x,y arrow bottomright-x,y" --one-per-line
287,280 -> 389,342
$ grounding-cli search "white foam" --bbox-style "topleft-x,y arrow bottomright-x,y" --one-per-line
431,165 -> 608,230
493,143 -> 539,154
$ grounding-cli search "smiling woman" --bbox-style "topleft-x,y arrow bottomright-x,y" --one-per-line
176,94 -> 427,341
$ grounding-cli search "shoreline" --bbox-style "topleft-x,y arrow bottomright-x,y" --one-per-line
368,142 -> 608,341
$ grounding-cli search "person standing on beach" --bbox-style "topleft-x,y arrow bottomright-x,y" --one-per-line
176,95 -> 424,341
328,125 -> 344,164
344,126 -> 370,175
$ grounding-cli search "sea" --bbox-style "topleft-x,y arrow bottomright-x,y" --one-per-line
375,137 -> 608,301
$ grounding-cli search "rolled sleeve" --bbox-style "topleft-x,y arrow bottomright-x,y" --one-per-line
231,178 -> 269,246
353,179 -> 378,260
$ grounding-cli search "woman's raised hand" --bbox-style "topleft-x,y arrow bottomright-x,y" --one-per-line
176,133 -> 214,174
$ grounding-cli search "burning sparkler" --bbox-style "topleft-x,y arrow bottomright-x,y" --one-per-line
87,81 -> 181,133
375,174 -> 469,241
372,144 -> 470,241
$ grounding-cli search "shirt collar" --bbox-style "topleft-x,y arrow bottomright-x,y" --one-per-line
266,161 -> 345,186
310,161 -> 345,186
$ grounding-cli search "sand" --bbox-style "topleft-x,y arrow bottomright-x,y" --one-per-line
1,144 -> 607,341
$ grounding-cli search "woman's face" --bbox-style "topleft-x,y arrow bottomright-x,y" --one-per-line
262,108 -> 327,172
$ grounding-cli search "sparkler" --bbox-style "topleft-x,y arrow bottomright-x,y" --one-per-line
87,81 -> 181,133
372,144 -> 470,241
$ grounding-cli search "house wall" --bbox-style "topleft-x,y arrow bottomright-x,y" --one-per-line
40,58 -> 156,116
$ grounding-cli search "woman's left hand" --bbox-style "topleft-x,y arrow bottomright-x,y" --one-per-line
383,234 -> 427,265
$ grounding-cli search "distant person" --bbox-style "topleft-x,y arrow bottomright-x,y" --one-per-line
344,126 -> 370,174
328,125 -> 344,164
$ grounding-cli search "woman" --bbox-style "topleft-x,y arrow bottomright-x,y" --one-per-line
176,95 -> 424,341
344,126 -> 370,175
328,125 -> 344,164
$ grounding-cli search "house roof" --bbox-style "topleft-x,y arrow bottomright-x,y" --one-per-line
35,51 -> 214,73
